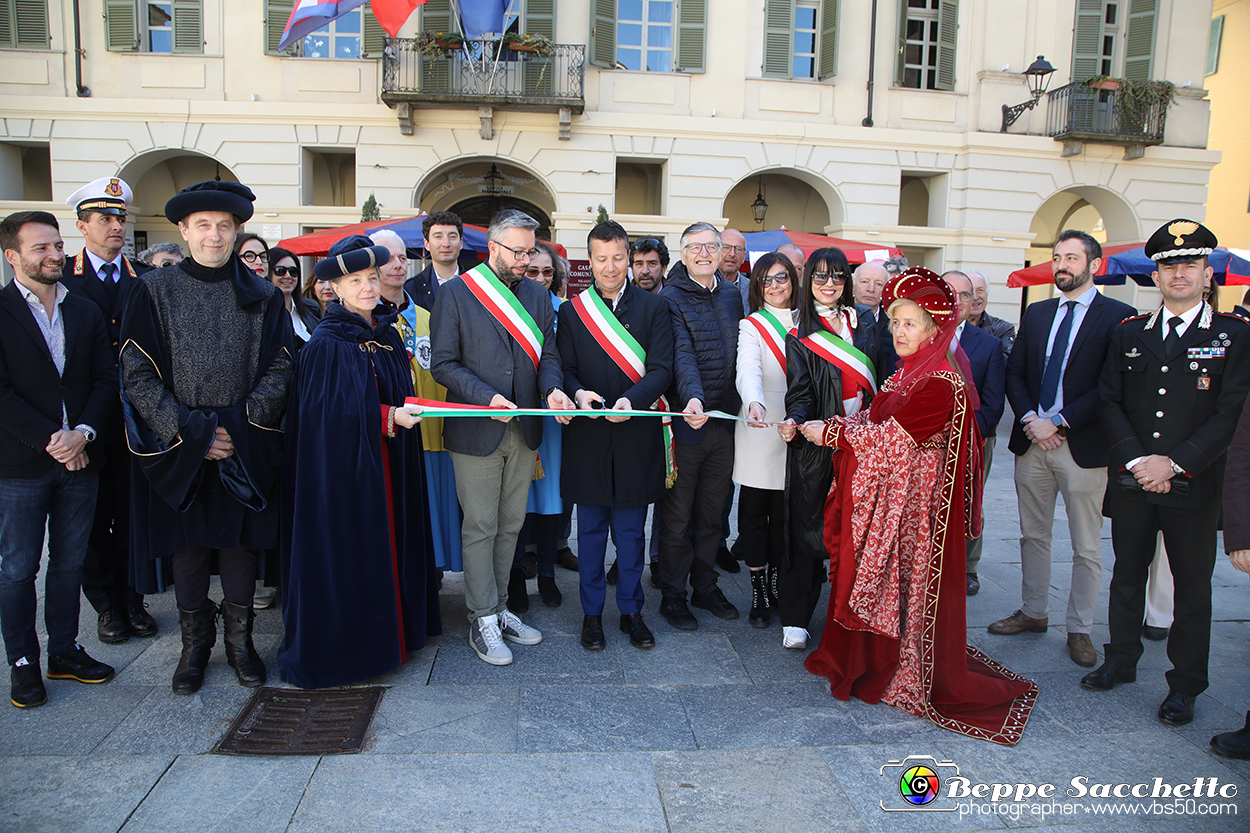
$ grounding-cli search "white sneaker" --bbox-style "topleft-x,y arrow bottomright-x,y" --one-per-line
469,615 -> 513,665
498,609 -> 543,645
782,626 -> 809,650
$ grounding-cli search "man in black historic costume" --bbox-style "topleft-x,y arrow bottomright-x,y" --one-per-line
120,181 -> 293,695
60,176 -> 157,646
1083,219 -> 1250,728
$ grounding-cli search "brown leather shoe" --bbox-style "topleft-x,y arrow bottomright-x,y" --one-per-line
1066,632 -> 1097,667
987,609 -> 1048,635
555,546 -> 578,571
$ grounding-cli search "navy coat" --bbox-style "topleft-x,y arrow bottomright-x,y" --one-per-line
959,322 -> 1007,439
404,263 -> 440,312
279,303 -> 440,689
61,251 -> 150,356
1006,291 -> 1136,467
557,282 -> 674,508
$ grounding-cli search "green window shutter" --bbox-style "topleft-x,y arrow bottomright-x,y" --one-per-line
817,0 -> 838,79
588,0 -> 615,68
934,0 -> 957,90
522,0 -> 555,94
676,0 -> 706,72
362,5 -> 385,57
265,0 -> 294,55
11,0 -> 49,49
1071,0 -> 1105,81
1122,0 -> 1155,83
105,0 -> 138,52
1207,14 -> 1224,76
523,0 -> 554,37
0,3 -> 10,47
420,0 -> 452,88
762,0 -> 793,79
894,0 -> 906,84
171,0 -> 202,53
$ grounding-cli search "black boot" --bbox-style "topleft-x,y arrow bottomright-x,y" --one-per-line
749,569 -> 771,629
506,567 -> 530,614
172,604 -> 216,696
766,565 -> 779,608
221,600 -> 266,688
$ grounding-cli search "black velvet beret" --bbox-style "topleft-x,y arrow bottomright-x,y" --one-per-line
165,180 -> 257,224
314,234 -> 393,281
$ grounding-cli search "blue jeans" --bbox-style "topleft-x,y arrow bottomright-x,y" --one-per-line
0,467 -> 98,665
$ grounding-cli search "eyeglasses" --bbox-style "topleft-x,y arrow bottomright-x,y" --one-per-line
684,242 -> 722,254
723,245 -> 746,255
634,237 -> 663,249
272,265 -> 300,277
761,272 -> 790,287
525,266 -> 555,278
955,291 -> 974,301
496,242 -> 538,261
240,251 -> 269,264
811,271 -> 847,285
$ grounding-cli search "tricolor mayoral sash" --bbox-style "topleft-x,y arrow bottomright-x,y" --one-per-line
460,263 -> 544,368
570,286 -> 677,487
746,308 -> 795,371
800,328 -> 877,403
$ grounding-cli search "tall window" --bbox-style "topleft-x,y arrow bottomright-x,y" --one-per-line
0,0 -> 50,49
106,0 -> 202,53
792,1 -> 818,78
146,1 -> 172,52
763,0 -> 838,80
617,0 -> 673,72
1071,0 -> 1155,83
302,7 -> 361,59
900,0 -> 938,89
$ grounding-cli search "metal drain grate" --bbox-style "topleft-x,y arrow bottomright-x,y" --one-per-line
215,686 -> 385,755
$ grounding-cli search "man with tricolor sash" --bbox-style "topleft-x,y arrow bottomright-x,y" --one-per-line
557,221 -> 674,651
430,209 -> 575,667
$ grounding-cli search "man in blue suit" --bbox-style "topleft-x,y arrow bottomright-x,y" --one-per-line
988,230 -> 1136,668
943,271 -> 1006,597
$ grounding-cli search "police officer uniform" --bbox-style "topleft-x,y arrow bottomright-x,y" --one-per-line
1085,219 -> 1250,726
60,177 -> 156,644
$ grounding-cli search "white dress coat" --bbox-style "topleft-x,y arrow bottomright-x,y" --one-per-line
732,304 -> 794,491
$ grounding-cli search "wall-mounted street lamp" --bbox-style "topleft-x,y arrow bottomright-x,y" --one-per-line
1000,56 -> 1056,133
751,176 -> 768,225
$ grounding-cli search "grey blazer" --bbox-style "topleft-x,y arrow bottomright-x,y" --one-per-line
430,270 -> 563,455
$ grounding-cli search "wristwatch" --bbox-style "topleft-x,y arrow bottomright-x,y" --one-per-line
75,425 -> 96,443
1169,459 -> 1185,475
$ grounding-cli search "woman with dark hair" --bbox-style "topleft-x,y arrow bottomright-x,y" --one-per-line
234,232 -> 271,279
268,246 -> 320,348
303,269 -> 336,317
777,247 -> 882,650
279,235 -> 441,689
733,253 -> 799,627
801,268 -> 1037,744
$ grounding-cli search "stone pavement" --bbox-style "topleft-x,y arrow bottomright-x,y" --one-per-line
3,438 -> 1250,833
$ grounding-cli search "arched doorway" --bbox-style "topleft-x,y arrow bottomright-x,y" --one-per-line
418,160 -> 555,238
721,169 -> 841,233
117,150 -> 241,257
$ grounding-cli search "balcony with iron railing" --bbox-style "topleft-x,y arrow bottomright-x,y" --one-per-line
1045,81 -> 1168,157
381,37 -> 585,139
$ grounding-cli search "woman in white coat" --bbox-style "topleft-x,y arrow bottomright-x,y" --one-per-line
733,253 -> 800,627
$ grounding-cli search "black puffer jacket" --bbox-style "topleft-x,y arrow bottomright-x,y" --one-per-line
661,264 -> 744,444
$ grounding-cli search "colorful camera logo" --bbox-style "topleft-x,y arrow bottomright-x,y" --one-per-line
879,755 -> 960,812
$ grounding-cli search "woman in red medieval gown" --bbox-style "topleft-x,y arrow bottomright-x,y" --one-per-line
800,267 -> 1037,745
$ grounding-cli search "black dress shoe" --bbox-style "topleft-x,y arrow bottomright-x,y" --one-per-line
966,574 -> 980,596
97,609 -> 129,644
1143,625 -> 1169,641
1211,712 -> 1250,759
125,601 -> 158,638
537,575 -> 562,607
580,615 -> 606,650
46,644 -> 115,684
1080,661 -> 1136,691
9,661 -> 46,709
620,612 -> 655,648
715,545 -> 740,574
649,563 -> 662,590
556,546 -> 579,571
506,567 -> 529,614
606,561 -> 619,585
1158,690 -> 1196,726
691,587 -> 739,620
660,599 -> 698,631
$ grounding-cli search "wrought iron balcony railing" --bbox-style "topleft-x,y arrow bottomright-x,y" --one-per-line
1045,81 -> 1167,147
382,37 -> 585,112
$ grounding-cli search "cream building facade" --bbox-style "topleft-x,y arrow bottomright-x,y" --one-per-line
0,0 -> 1221,320
1205,0 -> 1248,253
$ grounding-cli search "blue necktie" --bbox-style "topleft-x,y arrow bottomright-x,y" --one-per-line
1039,300 -> 1077,412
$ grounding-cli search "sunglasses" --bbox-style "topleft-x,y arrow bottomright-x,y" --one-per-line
761,272 -> 790,287
272,265 -> 300,277
811,271 -> 847,286
525,266 -> 555,278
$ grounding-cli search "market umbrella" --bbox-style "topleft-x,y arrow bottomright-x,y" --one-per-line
1006,242 -> 1142,288
1008,243 -> 1250,288
279,215 -> 490,257
741,229 -> 903,266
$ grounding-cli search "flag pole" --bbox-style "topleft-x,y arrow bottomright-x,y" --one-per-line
485,0 -> 518,93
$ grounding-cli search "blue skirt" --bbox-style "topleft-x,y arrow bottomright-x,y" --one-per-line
424,449 -> 463,572
527,416 -> 563,516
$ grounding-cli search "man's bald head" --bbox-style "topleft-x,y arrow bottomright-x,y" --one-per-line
776,243 -> 805,272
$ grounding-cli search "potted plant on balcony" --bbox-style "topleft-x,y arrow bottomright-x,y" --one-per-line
503,32 -> 555,56
416,31 -> 465,56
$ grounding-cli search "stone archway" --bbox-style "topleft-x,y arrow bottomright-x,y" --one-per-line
115,150 -> 241,256
721,169 -> 842,233
416,158 -> 556,237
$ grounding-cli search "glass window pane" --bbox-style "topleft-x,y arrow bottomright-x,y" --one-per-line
646,48 -> 670,72
904,67 -> 920,87
793,56 -> 813,78
795,32 -> 815,53
649,24 -> 671,48
904,44 -> 921,64
928,20 -> 938,40
908,0 -> 926,7
149,29 -> 171,52
926,68 -> 936,88
618,23 -> 642,46
906,19 -> 924,40
617,47 -> 641,70
338,37 -> 360,58
649,1 -> 673,23
620,0 -> 643,21
927,44 -> 937,64
1103,35 -> 1113,57
797,7 -> 817,28
336,11 -> 360,33
148,2 -> 171,25
304,34 -> 328,57
1106,3 -> 1117,25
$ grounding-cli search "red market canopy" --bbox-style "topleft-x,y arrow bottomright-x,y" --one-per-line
278,215 -> 491,257
1008,243 -> 1250,288
1006,242 -> 1141,288
741,229 -> 903,266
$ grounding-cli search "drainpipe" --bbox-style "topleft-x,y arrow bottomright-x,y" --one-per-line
863,0 -> 877,127
72,0 -> 90,96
